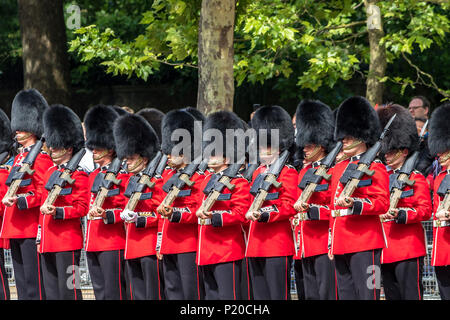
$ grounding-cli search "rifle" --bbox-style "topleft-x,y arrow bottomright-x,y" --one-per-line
242,163 -> 259,183
382,120 -> 428,222
294,142 -> 343,218
246,150 -> 290,216
3,137 -> 44,200
88,157 -> 122,219
42,148 -> 87,210
337,114 -> 396,204
123,151 -> 164,217
160,158 -> 209,209
197,162 -> 243,215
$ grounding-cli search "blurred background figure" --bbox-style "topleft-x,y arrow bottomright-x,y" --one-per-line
408,96 -> 430,119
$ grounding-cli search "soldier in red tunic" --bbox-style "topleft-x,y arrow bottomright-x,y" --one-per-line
245,105 -> 298,300
38,105 -> 89,300
0,109 -> 15,300
196,111 -> 251,300
156,109 -> 207,300
428,102 -> 450,300
1,89 -> 53,300
329,96 -> 390,300
83,105 -> 128,300
292,100 -> 338,300
114,113 -> 164,300
377,104 -> 432,300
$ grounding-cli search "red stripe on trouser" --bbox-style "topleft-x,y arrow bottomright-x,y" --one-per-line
0,260 -> 7,300
197,266 -> 200,300
37,253 -> 42,300
417,258 -> 421,300
118,251 -> 122,300
335,270 -> 338,300
372,250 -> 375,300
73,251 -> 77,300
285,257 -> 288,300
246,259 -> 251,299
233,261 -> 236,300
157,258 -> 161,300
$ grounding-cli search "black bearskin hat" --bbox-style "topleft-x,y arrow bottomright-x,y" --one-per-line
84,105 -> 119,151
250,105 -> 294,153
136,108 -> 165,142
0,109 -> 14,155
202,111 -> 247,163
334,96 -> 381,146
377,104 -> 419,154
11,88 -> 49,138
428,102 -> 450,156
113,114 -> 160,161
43,105 -> 85,153
183,107 -> 206,123
112,105 -> 129,116
161,109 -> 201,160
295,100 -> 335,152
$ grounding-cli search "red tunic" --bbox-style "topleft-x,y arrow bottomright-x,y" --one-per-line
196,171 -> 251,266
84,169 -> 129,252
381,170 -> 432,264
124,175 -> 165,260
245,165 -> 298,258
329,157 -> 390,255
0,149 -> 53,239
157,168 -> 207,255
0,167 -> 10,249
293,162 -> 332,259
38,166 -> 90,253
431,169 -> 450,266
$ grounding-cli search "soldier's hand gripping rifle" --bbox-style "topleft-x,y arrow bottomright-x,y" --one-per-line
123,152 -> 166,218
245,150 -> 290,220
197,162 -> 244,217
159,158 -> 209,216
3,137 -> 45,202
337,114 -> 396,205
434,173 -> 450,227
88,157 -> 122,219
42,148 -> 86,211
382,120 -> 428,222
294,142 -> 343,219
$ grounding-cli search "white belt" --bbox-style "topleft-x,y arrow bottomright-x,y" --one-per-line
331,209 -> 352,218
87,216 -> 103,221
434,220 -> 450,228
380,217 -> 395,223
198,218 -> 211,225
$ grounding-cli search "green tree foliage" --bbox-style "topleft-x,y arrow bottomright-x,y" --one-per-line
69,0 -> 450,100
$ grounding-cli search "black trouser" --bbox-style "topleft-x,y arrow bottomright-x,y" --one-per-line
435,265 -> 450,300
86,250 -> 127,300
10,238 -> 45,300
381,257 -> 424,300
293,259 -> 305,300
248,256 -> 292,300
302,254 -> 337,300
163,252 -> 202,300
201,260 -> 242,300
241,258 -> 253,300
126,255 -> 163,300
40,250 -> 82,300
334,249 -> 381,300
0,249 -> 10,300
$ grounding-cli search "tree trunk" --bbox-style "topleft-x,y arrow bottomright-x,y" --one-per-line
364,0 -> 386,106
196,0 -> 235,115
17,0 -> 71,107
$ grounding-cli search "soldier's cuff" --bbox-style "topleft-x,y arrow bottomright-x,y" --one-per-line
54,207 -> 65,220
307,205 -> 320,220
103,210 -> 116,224
170,211 -> 182,223
136,216 -> 147,228
211,213 -> 223,227
395,209 -> 408,224
16,196 -> 28,210
351,199 -> 363,215
258,211 -> 270,223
